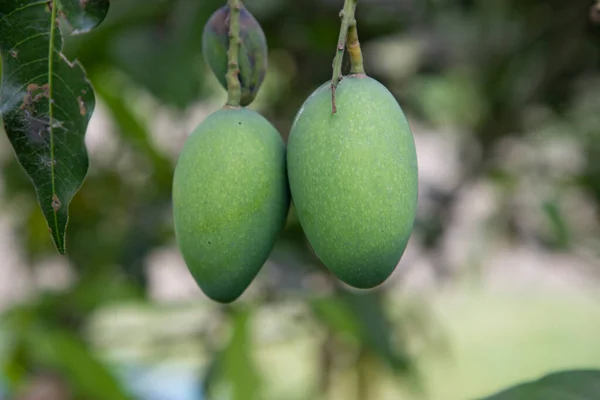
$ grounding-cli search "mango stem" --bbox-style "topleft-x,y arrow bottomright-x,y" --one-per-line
346,19 -> 365,75
330,0 -> 359,114
226,0 -> 242,107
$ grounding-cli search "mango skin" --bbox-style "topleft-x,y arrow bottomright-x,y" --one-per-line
287,75 -> 418,289
172,107 -> 290,303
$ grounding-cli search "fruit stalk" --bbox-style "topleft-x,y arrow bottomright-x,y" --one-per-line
226,0 -> 242,107
346,19 -> 365,75
330,0 -> 358,114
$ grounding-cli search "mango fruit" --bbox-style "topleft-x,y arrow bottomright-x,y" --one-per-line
172,107 -> 290,303
287,75 -> 418,289
202,3 -> 268,106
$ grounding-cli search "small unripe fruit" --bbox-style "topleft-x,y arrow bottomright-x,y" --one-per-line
287,75 -> 418,289
202,4 -> 268,106
173,107 -> 290,303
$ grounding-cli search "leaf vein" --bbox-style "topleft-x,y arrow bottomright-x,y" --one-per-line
51,71 -> 79,104
7,32 -> 51,53
47,0 -> 61,251
0,72 -> 48,107
0,1 -> 48,24
1,57 -> 49,83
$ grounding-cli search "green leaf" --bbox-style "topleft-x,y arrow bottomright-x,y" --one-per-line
312,292 -> 411,373
205,308 -> 262,400
26,325 -> 133,400
59,0 -> 109,34
342,292 -> 411,372
108,0 -> 207,108
2,338 -> 29,389
310,297 -> 362,340
480,370 -> 600,400
0,0 -> 109,253
91,69 -> 173,192
2,305 -> 131,399
542,199 -> 570,250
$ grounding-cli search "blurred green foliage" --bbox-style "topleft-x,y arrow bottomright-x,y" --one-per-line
480,370 -> 600,399
1,0 -> 599,399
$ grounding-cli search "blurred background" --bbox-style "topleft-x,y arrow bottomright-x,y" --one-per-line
1,0 -> 600,399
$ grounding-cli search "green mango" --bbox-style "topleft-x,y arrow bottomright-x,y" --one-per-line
172,107 -> 290,303
287,75 -> 418,289
202,3 -> 268,106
